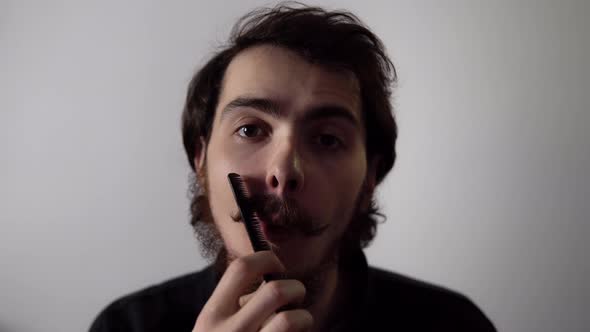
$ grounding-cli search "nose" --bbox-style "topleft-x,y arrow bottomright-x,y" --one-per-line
265,137 -> 305,197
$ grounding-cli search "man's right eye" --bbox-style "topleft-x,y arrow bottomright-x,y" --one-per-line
237,124 -> 263,138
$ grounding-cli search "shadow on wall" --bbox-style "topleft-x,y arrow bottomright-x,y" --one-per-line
0,321 -> 16,332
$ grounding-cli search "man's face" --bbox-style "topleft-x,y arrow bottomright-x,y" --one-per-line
195,45 -> 375,276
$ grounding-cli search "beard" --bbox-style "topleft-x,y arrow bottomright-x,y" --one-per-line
188,164 -> 375,308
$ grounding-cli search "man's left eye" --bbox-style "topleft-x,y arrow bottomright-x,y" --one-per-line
315,134 -> 343,149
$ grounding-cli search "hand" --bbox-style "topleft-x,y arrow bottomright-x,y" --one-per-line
192,251 -> 314,332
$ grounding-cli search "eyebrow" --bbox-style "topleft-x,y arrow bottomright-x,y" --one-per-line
222,97 -> 284,119
221,96 -> 360,128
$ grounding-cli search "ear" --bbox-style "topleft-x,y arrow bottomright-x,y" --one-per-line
360,156 -> 381,210
193,136 -> 208,175
366,155 -> 381,191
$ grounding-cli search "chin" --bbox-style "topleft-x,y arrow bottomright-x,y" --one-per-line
279,242 -> 334,273
277,248 -> 313,270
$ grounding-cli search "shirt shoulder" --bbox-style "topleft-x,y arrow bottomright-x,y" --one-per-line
88,266 -> 216,332
364,266 -> 497,331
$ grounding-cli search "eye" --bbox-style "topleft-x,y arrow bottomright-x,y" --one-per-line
237,124 -> 264,138
315,134 -> 343,149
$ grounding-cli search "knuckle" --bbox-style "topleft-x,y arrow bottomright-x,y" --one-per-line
294,280 -> 306,296
269,252 -> 284,267
201,302 -> 221,318
192,315 -> 213,331
226,316 -> 250,332
274,310 -> 313,331
265,281 -> 287,304
275,311 -> 295,329
227,257 -> 249,275
302,310 -> 313,326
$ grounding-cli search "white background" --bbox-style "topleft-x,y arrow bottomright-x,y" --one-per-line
1,1 -> 589,331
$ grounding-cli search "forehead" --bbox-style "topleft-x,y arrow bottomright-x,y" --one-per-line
217,45 -> 361,119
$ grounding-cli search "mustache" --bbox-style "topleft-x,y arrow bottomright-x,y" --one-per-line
231,193 -> 329,237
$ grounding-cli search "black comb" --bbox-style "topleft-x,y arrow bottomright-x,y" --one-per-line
227,173 -> 271,252
227,173 -> 288,298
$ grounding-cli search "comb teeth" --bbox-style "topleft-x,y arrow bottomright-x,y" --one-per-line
250,212 -> 270,251
228,173 -> 249,197
227,173 -> 270,252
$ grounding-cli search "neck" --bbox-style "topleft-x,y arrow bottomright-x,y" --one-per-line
306,265 -> 342,332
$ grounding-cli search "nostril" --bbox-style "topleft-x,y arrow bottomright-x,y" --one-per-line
287,179 -> 297,191
271,176 -> 279,187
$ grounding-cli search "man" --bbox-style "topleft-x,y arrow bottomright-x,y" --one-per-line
90,4 -> 496,331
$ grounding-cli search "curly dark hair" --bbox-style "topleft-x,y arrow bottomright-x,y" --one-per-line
182,2 -> 397,249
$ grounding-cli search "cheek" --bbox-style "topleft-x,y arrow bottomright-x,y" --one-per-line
205,150 -> 234,215
304,153 -> 367,230
204,137 -> 261,255
217,133 -> 269,174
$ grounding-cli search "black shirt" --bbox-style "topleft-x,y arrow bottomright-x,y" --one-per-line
89,250 -> 496,331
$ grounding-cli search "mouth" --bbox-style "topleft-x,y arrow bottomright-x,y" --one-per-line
231,209 -> 330,243
258,217 -> 292,244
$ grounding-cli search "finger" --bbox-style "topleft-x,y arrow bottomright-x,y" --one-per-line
233,279 -> 306,329
260,312 -> 276,329
238,281 -> 264,308
239,292 -> 256,308
202,251 -> 285,319
259,309 -> 313,332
